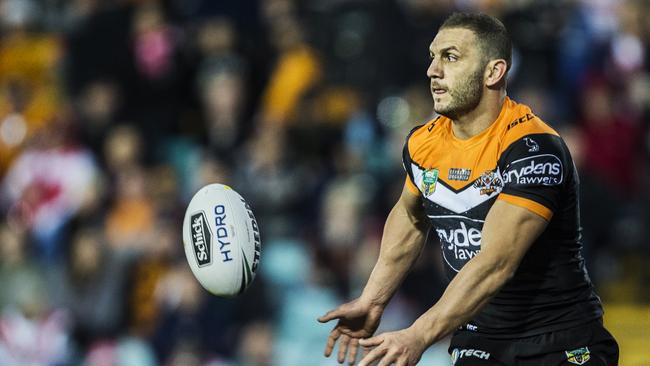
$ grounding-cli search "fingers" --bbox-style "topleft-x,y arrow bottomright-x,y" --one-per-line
325,328 -> 362,365
347,337 -> 359,365
362,345 -> 371,359
360,346 -> 407,366
358,345 -> 387,366
338,334 -> 350,363
377,351 -> 398,366
395,355 -> 409,366
324,327 -> 341,357
359,334 -> 384,348
318,307 -> 344,323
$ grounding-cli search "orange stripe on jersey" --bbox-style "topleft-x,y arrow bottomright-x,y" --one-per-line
406,97 -> 560,191
498,193 -> 553,221
405,175 -> 420,196
408,120 -> 488,191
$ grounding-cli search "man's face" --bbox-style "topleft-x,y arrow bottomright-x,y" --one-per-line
427,27 -> 486,119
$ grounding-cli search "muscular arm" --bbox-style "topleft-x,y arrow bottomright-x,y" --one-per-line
360,185 -> 429,308
411,199 -> 548,346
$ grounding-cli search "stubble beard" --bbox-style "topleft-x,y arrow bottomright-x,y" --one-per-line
433,65 -> 484,120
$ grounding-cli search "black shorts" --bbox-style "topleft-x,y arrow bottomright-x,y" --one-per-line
448,320 -> 619,365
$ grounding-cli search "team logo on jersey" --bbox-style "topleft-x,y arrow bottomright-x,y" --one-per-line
473,170 -> 503,196
421,168 -> 439,197
565,347 -> 590,365
524,137 -> 539,152
448,168 -> 472,181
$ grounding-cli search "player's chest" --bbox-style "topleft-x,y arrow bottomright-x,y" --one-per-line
410,142 -> 504,213
411,142 -> 504,273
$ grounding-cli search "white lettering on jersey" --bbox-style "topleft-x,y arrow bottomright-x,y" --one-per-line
502,154 -> 563,186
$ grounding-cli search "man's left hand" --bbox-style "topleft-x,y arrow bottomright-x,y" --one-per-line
357,327 -> 428,366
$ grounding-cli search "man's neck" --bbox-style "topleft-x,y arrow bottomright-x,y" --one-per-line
451,91 -> 506,140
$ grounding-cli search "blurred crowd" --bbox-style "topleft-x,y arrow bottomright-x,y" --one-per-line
0,0 -> 648,365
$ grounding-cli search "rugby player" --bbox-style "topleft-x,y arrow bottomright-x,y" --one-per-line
318,12 -> 619,366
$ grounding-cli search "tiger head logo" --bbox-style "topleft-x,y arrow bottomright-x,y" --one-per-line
473,170 -> 503,196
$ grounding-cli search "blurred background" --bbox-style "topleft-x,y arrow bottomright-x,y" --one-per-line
0,0 -> 648,365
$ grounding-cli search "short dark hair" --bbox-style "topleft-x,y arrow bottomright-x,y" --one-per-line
440,13 -> 512,71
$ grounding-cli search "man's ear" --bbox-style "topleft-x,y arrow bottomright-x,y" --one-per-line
484,59 -> 508,88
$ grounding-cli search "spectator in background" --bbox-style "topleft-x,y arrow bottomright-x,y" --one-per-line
150,263 -> 209,362
236,321 -> 273,366
259,4 -> 322,126
1,118 -> 99,263
127,0 -> 189,163
103,124 -> 142,173
101,124 -> 155,252
319,173 -> 373,295
46,227 -> 132,352
75,80 -> 122,160
0,0 -> 63,174
578,75 -> 643,195
234,127 -> 309,238
104,167 -> 155,252
0,225 -> 42,312
128,218 -> 179,339
0,224 -> 72,365
82,337 -> 156,366
195,18 -> 248,159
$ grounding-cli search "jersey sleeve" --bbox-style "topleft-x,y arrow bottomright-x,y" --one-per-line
404,175 -> 419,195
402,125 -> 423,196
497,133 -> 571,220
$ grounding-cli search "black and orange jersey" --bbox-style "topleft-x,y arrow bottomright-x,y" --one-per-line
403,97 -> 603,337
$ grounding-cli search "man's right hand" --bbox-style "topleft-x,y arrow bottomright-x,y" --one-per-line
317,298 -> 384,365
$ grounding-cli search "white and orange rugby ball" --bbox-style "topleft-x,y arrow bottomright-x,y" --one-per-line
182,184 -> 261,297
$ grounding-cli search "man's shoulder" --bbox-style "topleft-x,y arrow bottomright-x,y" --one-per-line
498,100 -> 561,150
406,116 -> 446,147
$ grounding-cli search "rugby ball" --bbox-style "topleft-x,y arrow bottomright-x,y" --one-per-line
182,184 -> 261,297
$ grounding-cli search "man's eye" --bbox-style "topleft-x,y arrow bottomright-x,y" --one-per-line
446,54 -> 458,61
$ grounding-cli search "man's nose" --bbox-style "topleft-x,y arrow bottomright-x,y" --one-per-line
427,58 -> 442,79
